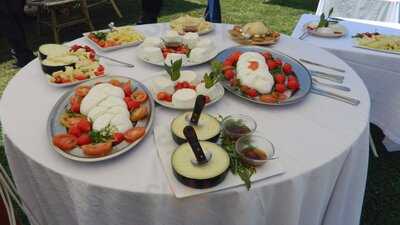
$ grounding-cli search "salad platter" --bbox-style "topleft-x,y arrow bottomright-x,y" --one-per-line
352,32 -> 400,55
169,15 -> 214,35
84,25 -> 145,51
39,44 -> 106,87
47,75 -> 155,162
215,46 -> 312,106
137,31 -> 218,67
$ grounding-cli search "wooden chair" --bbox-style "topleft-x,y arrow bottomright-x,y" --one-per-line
27,0 -> 95,43
87,0 -> 123,18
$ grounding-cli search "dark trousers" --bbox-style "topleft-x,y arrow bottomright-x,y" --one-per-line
0,0 -> 33,63
141,0 -> 162,23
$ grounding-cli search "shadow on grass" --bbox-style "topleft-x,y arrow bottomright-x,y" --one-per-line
264,0 -> 318,11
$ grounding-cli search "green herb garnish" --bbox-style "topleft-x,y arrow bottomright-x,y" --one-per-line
318,8 -> 334,28
204,60 -> 224,89
89,125 -> 115,144
92,31 -> 107,41
164,59 -> 182,81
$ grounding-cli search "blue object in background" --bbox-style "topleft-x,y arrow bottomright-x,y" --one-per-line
204,0 -> 221,23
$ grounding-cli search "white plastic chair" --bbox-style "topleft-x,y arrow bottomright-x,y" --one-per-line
316,0 -> 400,23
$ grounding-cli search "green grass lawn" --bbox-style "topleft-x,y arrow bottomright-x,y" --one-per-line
0,1 -> 399,225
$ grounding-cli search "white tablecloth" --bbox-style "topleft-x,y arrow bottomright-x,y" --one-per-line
292,14 -> 400,149
0,23 -> 370,225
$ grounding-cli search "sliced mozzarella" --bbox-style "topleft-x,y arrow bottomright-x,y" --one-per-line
87,106 -> 109,121
253,76 -> 274,94
152,76 -> 175,94
107,105 -> 130,116
92,113 -> 114,131
142,37 -> 162,47
164,53 -> 188,66
101,84 -> 125,98
196,82 -> 218,99
80,92 -> 108,115
183,32 -> 199,49
172,88 -> 197,108
142,47 -> 164,63
177,70 -> 198,84
164,30 -> 182,43
110,113 -> 133,133
189,47 -> 208,62
98,96 -> 127,108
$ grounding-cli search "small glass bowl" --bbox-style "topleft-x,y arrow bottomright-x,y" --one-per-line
235,135 -> 276,166
221,114 -> 257,140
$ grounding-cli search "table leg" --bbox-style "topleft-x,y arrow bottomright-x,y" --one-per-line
49,8 -> 60,43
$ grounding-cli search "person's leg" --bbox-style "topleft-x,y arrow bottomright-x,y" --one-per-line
0,0 -> 35,67
138,0 -> 162,24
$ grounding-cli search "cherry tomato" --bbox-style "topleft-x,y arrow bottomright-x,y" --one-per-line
224,69 -> 235,80
124,127 -> 146,143
77,133 -> 91,146
68,125 -> 82,137
77,119 -> 91,132
204,95 -> 211,103
164,94 -> 172,102
262,51 -> 273,60
122,81 -> 133,97
97,65 -> 104,72
175,82 -> 183,90
246,88 -> 258,97
94,69 -> 105,76
287,75 -> 297,82
223,58 -> 234,67
182,82 -> 190,89
113,132 -> 125,145
275,83 -> 286,93
75,86 -> 91,97
53,134 -> 78,151
274,74 -> 286,84
275,59 -> 282,66
70,101 -> 80,113
282,63 -> 293,74
267,60 -> 278,70
287,79 -> 300,91
131,90 -> 148,103
81,142 -> 112,156
229,51 -> 242,64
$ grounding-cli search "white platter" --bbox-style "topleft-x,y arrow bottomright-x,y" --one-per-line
137,47 -> 219,67
352,38 -> 400,55
83,27 -> 144,52
304,21 -> 347,38
143,72 -> 225,110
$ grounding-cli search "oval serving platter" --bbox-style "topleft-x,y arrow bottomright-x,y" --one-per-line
214,46 -> 312,106
47,75 -> 155,162
143,72 -> 225,110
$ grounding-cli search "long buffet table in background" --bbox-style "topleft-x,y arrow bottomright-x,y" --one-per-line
0,23 -> 370,225
293,14 -> 400,150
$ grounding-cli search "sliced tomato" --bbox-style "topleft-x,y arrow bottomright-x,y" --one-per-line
70,101 -> 81,113
94,69 -> 105,76
124,97 -> 140,111
75,86 -> 91,97
77,119 -> 91,132
164,94 -> 172,102
53,134 -> 77,151
122,81 -> 133,97
124,127 -> 146,143
77,133 -> 91,146
68,125 -> 81,137
157,92 -> 168,101
131,90 -> 148,103
109,79 -> 122,87
81,142 -> 112,156
113,132 -> 125,144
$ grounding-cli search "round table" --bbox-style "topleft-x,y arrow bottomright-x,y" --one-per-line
0,23 -> 370,225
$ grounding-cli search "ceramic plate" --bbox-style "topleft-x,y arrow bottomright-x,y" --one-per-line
143,72 -> 224,110
304,21 -> 347,38
47,75 -> 155,162
215,46 -> 312,106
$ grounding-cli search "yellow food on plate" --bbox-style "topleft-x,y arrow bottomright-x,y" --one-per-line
170,15 -> 213,34
88,26 -> 144,48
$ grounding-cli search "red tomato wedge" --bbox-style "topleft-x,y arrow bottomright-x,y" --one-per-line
124,127 -> 146,143
81,142 -> 112,156
77,133 -> 92,146
122,81 -> 133,97
53,134 -> 78,151
75,86 -> 91,97
77,119 -> 91,132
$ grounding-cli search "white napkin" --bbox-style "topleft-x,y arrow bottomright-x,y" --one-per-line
154,125 -> 285,198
